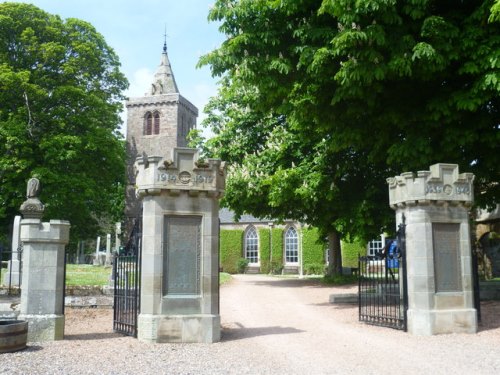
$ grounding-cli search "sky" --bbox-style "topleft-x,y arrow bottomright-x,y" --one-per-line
7,0 -> 225,136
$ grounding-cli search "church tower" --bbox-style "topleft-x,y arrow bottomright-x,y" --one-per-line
125,41 -> 198,230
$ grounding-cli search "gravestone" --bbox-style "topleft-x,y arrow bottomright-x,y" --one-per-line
387,163 -> 476,335
3,216 -> 21,286
135,148 -> 225,343
105,233 -> 112,266
17,178 -> 70,341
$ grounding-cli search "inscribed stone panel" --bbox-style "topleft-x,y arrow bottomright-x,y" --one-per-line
432,223 -> 462,292
164,216 -> 201,295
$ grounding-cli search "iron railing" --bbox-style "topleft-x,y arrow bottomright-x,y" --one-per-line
113,217 -> 142,337
359,218 -> 408,331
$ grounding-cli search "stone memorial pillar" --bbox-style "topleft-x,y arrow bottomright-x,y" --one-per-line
387,163 -> 476,335
17,178 -> 70,341
3,215 -> 22,286
135,148 -> 225,343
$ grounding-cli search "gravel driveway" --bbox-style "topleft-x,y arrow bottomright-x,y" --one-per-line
1,274 -> 499,374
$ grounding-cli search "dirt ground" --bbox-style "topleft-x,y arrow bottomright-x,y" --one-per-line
2,275 -> 500,374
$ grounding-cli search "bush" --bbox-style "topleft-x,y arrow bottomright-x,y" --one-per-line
236,258 -> 249,273
304,263 -> 325,275
322,274 -> 358,285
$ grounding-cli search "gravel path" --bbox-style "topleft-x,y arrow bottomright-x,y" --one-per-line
1,274 -> 499,374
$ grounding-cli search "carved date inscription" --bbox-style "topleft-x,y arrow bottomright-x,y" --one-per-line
433,223 -> 462,292
164,216 -> 201,295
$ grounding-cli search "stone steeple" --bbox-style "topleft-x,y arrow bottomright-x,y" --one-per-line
125,40 -> 198,235
150,41 -> 178,95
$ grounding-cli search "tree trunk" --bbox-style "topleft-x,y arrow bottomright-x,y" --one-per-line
326,230 -> 342,276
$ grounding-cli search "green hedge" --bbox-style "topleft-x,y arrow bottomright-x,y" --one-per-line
341,238 -> 366,268
302,227 -> 326,274
220,229 -> 243,274
258,228 -> 270,273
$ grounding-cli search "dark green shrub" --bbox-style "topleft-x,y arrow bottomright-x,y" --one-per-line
236,258 -> 249,273
304,263 -> 325,275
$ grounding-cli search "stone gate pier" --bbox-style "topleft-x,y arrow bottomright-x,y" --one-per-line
135,148 -> 225,343
17,178 -> 70,341
388,163 -> 476,335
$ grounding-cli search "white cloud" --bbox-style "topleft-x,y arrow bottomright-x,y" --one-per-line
126,68 -> 154,98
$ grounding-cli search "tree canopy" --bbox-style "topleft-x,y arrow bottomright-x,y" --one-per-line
0,3 -> 128,241
197,0 -> 500,272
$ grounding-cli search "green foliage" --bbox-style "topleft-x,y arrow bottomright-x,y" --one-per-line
236,257 -> 250,273
220,229 -> 243,273
302,227 -> 326,271
322,274 -> 358,286
304,263 -> 325,275
219,272 -> 232,285
271,227 -> 284,272
198,0 -> 500,278
0,3 -> 128,241
258,227 -> 271,273
342,238 -> 367,268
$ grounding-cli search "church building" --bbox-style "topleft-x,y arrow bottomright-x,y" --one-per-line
125,41 -> 198,230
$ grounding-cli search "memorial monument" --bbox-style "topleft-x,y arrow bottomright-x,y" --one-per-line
387,163 -> 477,335
135,148 -> 225,343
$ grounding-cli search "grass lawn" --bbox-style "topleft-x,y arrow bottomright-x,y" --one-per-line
65,264 -> 112,286
220,272 -> 231,285
3,264 -> 232,287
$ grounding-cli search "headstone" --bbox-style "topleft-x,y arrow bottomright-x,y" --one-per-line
105,234 -> 112,266
135,148 -> 225,343
387,163 -> 476,335
93,236 -> 101,265
115,222 -> 121,253
3,216 -> 21,286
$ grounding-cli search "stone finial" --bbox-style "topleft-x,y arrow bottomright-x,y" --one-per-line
20,177 -> 44,219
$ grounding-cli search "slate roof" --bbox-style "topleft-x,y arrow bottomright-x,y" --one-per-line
219,207 -> 272,224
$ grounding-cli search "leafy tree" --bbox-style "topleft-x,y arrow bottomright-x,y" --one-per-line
0,3 -> 128,242
197,0 -> 500,274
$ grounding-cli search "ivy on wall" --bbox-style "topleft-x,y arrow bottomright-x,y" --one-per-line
302,227 -> 326,274
341,238 -> 367,268
220,226 -> 330,274
258,228 -> 270,273
220,229 -> 243,274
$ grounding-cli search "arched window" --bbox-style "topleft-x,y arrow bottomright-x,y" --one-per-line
154,113 -> 160,135
144,112 -> 152,135
284,226 -> 298,264
244,226 -> 259,264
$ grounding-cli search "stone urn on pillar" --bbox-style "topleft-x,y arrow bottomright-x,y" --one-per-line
387,163 -> 477,335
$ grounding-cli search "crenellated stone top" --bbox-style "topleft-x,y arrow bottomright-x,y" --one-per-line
387,163 -> 474,209
135,147 -> 226,198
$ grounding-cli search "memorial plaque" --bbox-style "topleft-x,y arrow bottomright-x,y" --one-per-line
164,216 -> 201,295
433,223 -> 462,292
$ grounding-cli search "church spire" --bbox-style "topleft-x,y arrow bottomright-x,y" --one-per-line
150,32 -> 178,95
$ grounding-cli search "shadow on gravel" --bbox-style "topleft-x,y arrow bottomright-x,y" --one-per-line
221,324 -> 303,342
249,278 -> 356,290
64,332 -> 123,341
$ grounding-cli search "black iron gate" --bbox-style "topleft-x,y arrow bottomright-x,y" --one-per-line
359,218 -> 408,331
113,217 -> 142,337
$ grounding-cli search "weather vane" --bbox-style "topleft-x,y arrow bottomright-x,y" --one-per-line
163,24 -> 168,52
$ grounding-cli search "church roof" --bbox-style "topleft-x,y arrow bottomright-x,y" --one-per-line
150,42 -> 179,95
